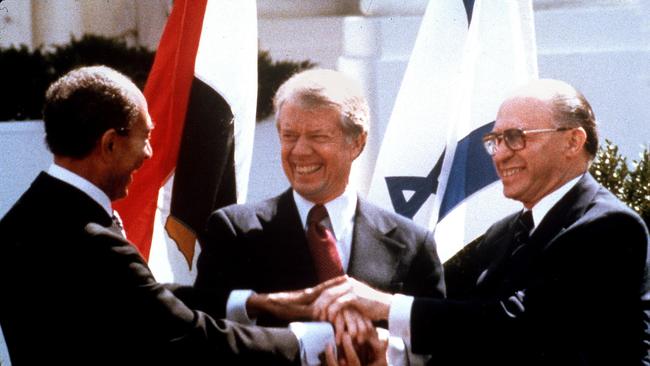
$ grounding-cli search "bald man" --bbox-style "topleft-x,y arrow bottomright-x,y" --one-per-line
311,79 -> 650,366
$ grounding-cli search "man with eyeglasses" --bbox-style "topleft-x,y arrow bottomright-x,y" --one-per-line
309,79 -> 650,365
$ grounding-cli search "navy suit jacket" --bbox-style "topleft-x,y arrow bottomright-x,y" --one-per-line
192,189 -> 445,326
0,173 -> 300,365
412,173 -> 650,366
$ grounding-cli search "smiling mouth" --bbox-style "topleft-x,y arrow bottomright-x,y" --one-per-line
295,165 -> 321,175
501,168 -> 523,178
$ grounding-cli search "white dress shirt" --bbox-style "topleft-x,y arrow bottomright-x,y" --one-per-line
226,186 -> 358,321
292,187 -> 357,271
226,187 -> 409,365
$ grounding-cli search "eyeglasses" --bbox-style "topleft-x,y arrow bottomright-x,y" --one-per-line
482,127 -> 572,155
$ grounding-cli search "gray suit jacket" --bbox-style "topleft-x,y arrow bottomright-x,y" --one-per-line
191,188 -> 445,326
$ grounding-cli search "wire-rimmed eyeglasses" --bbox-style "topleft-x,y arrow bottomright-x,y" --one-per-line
482,127 -> 572,156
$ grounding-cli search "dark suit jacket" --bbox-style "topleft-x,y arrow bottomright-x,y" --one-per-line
192,189 -> 445,326
0,173 -> 300,365
411,173 -> 650,366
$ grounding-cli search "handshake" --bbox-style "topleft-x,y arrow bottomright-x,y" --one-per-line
246,276 -> 394,366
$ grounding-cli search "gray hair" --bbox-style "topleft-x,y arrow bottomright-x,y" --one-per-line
273,69 -> 370,139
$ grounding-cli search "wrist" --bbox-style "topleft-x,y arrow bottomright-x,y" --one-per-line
246,292 -> 266,318
373,292 -> 393,321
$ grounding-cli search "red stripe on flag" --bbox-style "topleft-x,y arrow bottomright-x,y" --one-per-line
113,0 -> 208,259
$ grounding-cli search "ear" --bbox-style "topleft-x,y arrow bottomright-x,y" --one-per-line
566,127 -> 587,157
99,129 -> 120,161
351,131 -> 367,160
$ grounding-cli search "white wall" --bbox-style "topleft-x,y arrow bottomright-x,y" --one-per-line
0,122 -> 52,217
0,0 -> 171,50
535,3 -> 650,160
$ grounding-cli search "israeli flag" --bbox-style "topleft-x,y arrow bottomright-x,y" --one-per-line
368,0 -> 538,262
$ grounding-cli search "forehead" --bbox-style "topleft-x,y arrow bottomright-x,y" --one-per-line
494,96 -> 554,130
278,100 -> 342,132
129,100 -> 153,134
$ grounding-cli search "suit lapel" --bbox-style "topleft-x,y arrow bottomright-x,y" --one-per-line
348,198 -> 405,290
34,172 -> 113,228
267,189 -> 319,287
476,174 -> 600,293
475,215 -> 520,292
532,173 -> 599,252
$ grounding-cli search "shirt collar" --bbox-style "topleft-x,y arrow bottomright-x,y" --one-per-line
47,163 -> 113,217
527,174 -> 582,231
293,187 -> 358,239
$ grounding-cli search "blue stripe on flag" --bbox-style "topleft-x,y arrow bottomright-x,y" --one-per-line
463,0 -> 475,23
438,121 -> 498,221
385,151 -> 445,219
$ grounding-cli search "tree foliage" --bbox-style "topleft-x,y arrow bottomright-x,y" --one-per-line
590,139 -> 650,227
257,49 -> 317,121
0,34 -> 314,122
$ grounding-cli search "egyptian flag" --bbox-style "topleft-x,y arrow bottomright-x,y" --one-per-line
114,0 -> 258,284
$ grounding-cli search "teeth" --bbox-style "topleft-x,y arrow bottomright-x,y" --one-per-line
296,165 -> 321,174
501,168 -> 523,177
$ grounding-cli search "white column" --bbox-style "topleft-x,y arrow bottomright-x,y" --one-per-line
32,0 -> 84,48
78,0 -> 137,46
338,2 -> 424,195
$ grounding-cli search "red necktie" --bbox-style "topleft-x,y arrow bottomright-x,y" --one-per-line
306,204 -> 344,282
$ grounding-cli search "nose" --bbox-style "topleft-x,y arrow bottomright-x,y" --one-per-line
291,136 -> 312,155
492,138 -> 513,163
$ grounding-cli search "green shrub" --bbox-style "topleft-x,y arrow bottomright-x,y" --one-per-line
0,45 -> 51,121
47,35 -> 154,91
590,140 -> 650,227
0,34 -> 314,122
257,49 -> 316,121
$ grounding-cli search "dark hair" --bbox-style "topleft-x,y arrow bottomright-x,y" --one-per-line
43,66 -> 140,158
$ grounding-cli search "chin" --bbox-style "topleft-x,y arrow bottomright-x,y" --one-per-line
502,187 -> 518,201
112,189 -> 128,201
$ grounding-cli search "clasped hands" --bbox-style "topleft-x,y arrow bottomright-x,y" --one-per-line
246,276 -> 392,365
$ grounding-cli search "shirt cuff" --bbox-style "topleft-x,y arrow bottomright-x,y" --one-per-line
289,321 -> 335,366
388,294 -> 414,351
376,327 -> 406,366
226,289 -> 256,325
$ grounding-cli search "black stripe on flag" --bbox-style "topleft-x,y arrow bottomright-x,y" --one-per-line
165,77 -> 236,267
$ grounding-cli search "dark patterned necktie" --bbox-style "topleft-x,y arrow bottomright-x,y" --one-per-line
306,204 -> 344,282
499,210 -> 535,293
511,210 -> 534,257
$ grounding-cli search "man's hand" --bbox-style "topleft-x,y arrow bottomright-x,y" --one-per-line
332,308 -> 373,345
324,331 -> 388,366
246,276 -> 346,320
313,276 -> 392,323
